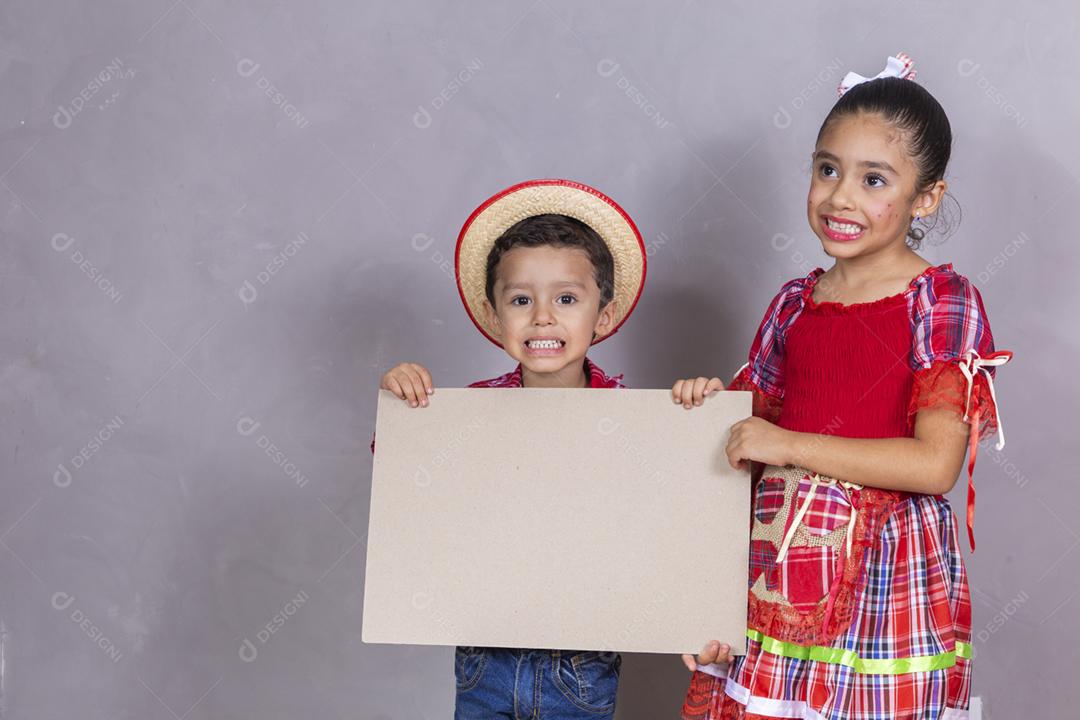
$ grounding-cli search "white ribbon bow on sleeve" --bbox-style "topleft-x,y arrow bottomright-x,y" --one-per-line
957,349 -> 1013,450
837,52 -> 918,96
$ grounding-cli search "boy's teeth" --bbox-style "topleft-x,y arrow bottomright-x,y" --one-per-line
527,339 -> 562,349
827,218 -> 862,234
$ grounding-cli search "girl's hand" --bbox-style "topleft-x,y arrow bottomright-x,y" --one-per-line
681,640 -> 735,672
671,377 -> 725,409
727,416 -> 794,470
380,363 -> 435,408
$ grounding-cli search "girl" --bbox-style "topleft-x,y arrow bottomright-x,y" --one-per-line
673,54 -> 1012,719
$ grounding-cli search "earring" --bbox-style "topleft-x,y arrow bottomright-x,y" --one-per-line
914,210 -> 922,220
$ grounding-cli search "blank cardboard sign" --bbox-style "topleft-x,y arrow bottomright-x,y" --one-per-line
362,388 -> 750,655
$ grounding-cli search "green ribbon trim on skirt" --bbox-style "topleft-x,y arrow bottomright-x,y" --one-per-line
746,629 -> 972,675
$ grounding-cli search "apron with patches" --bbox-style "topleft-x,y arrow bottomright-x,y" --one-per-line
747,464 -> 904,646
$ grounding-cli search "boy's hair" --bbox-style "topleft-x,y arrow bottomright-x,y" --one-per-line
817,76 -> 958,247
483,214 -> 615,308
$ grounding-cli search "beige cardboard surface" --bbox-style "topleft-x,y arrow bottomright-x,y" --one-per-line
362,387 -> 751,655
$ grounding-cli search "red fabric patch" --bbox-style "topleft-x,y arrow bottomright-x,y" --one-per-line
779,545 -> 836,613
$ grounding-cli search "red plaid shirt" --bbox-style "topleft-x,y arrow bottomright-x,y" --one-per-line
467,357 -> 626,389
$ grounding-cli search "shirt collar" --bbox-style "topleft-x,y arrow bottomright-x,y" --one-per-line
491,357 -> 625,388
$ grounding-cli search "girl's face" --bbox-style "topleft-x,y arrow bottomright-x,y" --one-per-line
807,111 -> 940,260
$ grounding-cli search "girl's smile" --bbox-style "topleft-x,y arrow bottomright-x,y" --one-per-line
821,214 -> 867,242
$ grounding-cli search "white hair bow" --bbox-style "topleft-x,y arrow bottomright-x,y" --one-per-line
837,52 -> 917,96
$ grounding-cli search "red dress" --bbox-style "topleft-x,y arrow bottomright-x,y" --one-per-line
682,263 -> 1012,720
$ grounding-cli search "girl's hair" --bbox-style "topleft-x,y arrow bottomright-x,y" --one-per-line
816,76 -> 959,247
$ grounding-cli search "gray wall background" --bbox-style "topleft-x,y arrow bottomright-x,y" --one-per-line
1,1 -> 1075,718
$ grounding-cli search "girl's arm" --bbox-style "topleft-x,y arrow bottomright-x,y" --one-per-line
727,408 -> 970,495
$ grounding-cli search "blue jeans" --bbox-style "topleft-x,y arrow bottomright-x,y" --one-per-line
454,647 -> 621,719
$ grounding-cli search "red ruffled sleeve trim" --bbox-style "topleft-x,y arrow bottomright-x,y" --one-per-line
907,359 -> 1000,440
728,365 -> 783,426
907,352 -> 1013,551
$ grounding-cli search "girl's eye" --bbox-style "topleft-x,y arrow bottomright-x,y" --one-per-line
818,163 -> 837,178
865,174 -> 887,188
556,294 -> 577,305
510,296 -> 531,306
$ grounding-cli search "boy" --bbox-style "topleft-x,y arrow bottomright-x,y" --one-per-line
376,179 -> 646,719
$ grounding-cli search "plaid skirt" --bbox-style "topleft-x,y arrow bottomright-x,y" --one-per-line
682,464 -> 972,720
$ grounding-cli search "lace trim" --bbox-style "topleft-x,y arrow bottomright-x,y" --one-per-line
908,351 -> 1013,551
908,360 -> 999,438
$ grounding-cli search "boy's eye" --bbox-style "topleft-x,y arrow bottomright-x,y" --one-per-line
818,163 -> 837,178
865,173 -> 887,188
556,294 -> 577,304
510,296 -> 531,306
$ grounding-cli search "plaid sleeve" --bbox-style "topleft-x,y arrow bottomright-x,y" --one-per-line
745,277 -> 810,399
909,271 -> 995,373
907,269 -> 1007,436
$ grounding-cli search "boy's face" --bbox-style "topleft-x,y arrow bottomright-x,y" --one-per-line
483,245 -> 615,386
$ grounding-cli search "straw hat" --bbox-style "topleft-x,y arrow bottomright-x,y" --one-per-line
454,179 -> 646,348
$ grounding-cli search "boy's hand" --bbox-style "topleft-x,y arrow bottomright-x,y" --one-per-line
681,640 -> 735,671
671,377 -> 725,409
380,363 -> 434,408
